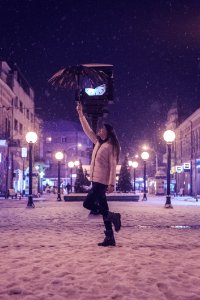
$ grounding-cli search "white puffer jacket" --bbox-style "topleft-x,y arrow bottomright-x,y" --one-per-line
79,115 -> 117,186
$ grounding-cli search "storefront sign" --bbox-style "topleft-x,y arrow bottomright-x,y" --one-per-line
21,147 -> 28,158
183,162 -> 191,171
0,140 -> 6,146
176,166 -> 183,173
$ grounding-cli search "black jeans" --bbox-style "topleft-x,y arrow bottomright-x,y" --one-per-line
83,182 -> 112,231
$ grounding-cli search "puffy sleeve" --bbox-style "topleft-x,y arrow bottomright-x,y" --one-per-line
108,147 -> 117,186
79,115 -> 98,144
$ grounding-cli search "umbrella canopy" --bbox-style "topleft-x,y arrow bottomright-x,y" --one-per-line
48,64 -> 110,90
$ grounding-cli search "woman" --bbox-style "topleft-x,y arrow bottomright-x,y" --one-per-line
76,102 -> 121,247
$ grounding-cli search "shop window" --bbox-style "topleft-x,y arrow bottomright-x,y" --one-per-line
61,137 -> 68,143
14,97 -> 18,108
19,123 -> 23,135
46,137 -> 52,143
14,119 -> 18,131
19,101 -> 23,113
46,151 -> 52,159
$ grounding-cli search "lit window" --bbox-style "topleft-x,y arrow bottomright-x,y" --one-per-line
14,97 -> 18,108
46,151 -> 52,158
46,137 -> 52,143
14,119 -> 18,131
19,123 -> 23,135
19,101 -> 23,113
61,137 -> 68,143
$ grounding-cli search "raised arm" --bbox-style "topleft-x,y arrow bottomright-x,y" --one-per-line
76,102 -> 97,144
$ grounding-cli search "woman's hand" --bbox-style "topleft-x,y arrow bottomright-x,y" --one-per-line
107,185 -> 114,194
76,102 -> 83,116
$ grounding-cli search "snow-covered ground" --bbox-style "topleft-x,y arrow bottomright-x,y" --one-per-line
0,194 -> 200,300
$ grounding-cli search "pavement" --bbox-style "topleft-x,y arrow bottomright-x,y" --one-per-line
0,192 -> 200,300
0,192 -> 199,209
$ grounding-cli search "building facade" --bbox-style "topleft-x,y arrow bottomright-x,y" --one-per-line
0,61 -> 42,195
174,108 -> 200,195
42,120 -> 91,188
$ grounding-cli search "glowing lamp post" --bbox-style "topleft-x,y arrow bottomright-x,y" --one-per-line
142,144 -> 158,173
74,160 -> 80,168
21,147 -> 28,196
55,151 -> 64,201
25,131 -> 38,208
132,161 -> 138,193
163,130 -> 176,208
141,151 -> 149,201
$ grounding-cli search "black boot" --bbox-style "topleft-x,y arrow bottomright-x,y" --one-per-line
98,230 -> 116,247
89,208 -> 100,215
107,211 -> 121,232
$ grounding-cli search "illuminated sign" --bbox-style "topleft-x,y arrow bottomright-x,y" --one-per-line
196,159 -> 200,168
176,166 -> 183,173
171,166 -> 176,174
21,147 -> 28,158
0,140 -> 7,146
183,162 -> 191,170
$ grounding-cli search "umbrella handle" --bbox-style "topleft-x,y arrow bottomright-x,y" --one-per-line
75,89 -> 82,103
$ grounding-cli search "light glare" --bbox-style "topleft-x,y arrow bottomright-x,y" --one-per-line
163,130 -> 176,143
55,151 -> 64,160
132,161 -> 139,168
141,151 -> 149,160
68,161 -> 74,168
25,132 -> 38,144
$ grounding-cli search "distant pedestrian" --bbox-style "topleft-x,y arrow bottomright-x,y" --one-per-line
179,187 -> 184,196
66,183 -> 71,194
76,102 -> 121,247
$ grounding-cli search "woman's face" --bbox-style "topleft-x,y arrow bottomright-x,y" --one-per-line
97,126 -> 108,140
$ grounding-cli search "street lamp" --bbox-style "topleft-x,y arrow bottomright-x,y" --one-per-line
128,160 -> 138,193
55,151 -> 64,201
74,160 -> 80,168
68,160 -> 80,192
35,165 -> 44,196
141,151 -> 149,201
25,131 -> 38,208
142,144 -> 158,173
163,129 -> 176,208
21,147 -> 28,196
132,161 -> 138,193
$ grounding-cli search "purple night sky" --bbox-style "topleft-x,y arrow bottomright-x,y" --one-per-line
1,0 -> 200,154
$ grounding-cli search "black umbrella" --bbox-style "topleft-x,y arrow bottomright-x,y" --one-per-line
48,64 -> 110,101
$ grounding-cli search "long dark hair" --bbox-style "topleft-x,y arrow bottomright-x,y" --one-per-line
104,123 -> 120,163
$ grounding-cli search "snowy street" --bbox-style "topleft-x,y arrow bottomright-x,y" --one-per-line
0,195 -> 200,300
